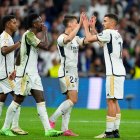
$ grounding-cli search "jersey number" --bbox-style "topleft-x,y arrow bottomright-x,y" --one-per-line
118,42 -> 122,59
70,76 -> 77,83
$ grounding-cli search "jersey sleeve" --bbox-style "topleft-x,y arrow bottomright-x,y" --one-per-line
0,37 -> 9,47
57,35 -> 65,46
26,32 -> 41,48
97,30 -> 111,43
76,36 -> 84,46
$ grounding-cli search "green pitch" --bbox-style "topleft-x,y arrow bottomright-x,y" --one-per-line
0,108 -> 140,140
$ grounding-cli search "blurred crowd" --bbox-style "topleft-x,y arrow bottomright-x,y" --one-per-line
0,0 -> 140,79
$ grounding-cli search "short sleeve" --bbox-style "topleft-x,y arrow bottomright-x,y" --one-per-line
76,36 -> 84,46
0,38 -> 9,47
26,32 -> 41,48
57,35 -> 65,46
97,30 -> 110,43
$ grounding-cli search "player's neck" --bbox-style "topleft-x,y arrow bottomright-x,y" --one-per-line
4,28 -> 13,36
108,25 -> 116,30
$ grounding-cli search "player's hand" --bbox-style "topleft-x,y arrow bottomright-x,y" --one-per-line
82,13 -> 89,28
89,16 -> 96,28
15,41 -> 21,49
9,70 -> 16,80
79,12 -> 85,26
41,24 -> 48,33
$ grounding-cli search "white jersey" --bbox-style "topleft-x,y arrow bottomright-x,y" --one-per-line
57,34 -> 84,77
16,30 -> 40,77
0,31 -> 15,80
97,29 -> 126,76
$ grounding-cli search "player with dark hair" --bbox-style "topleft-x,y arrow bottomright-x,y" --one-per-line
0,15 -> 28,136
49,13 -> 89,136
82,13 -> 126,138
0,13 -> 63,137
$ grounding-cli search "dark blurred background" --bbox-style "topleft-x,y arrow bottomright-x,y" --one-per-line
0,0 -> 140,79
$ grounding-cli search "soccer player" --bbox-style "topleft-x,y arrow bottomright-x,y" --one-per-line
0,15 -> 28,135
82,13 -> 126,138
0,13 -> 63,137
49,13 -> 88,136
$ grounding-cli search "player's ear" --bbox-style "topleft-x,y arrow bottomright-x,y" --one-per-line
33,22 -> 37,28
6,21 -> 11,28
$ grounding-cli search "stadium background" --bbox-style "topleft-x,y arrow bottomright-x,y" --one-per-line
0,0 -> 140,109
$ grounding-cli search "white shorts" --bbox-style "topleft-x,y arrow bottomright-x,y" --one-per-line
59,69 -> 79,94
106,76 -> 125,99
0,78 -> 15,94
14,74 -> 43,96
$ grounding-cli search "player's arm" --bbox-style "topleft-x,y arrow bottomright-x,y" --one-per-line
63,13 -> 83,44
9,50 -> 20,80
89,16 -> 104,47
26,28 -> 48,50
82,14 -> 98,44
63,24 -> 81,44
1,41 -> 20,56
37,25 -> 49,50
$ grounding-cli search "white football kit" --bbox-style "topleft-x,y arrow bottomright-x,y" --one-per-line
0,87 -> 2,93
0,31 -> 15,94
14,30 -> 43,96
57,34 -> 84,94
97,29 -> 126,99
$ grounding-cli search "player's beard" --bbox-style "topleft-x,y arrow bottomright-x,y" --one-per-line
37,27 -> 42,32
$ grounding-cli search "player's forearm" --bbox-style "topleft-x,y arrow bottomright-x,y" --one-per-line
89,27 -> 103,47
64,24 -> 80,43
42,31 -> 49,45
1,41 -> 20,55
38,42 -> 48,50
90,27 -> 97,35
84,26 -> 93,42
38,31 -> 49,50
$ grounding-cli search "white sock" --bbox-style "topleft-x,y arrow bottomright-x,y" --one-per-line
2,101 -> 20,129
61,107 -> 72,131
50,99 -> 74,122
114,113 -> 121,130
0,102 -> 4,117
36,102 -> 51,131
11,106 -> 21,129
106,116 -> 116,132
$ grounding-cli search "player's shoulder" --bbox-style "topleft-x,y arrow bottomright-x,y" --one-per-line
58,33 -> 66,39
103,29 -> 114,34
25,30 -> 35,38
57,33 -> 67,43
98,29 -> 111,36
105,29 -> 119,34
105,29 -> 122,37
0,31 -> 10,39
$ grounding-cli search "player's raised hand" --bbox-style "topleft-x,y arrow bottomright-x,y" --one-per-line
82,13 -> 89,28
79,12 -> 85,26
41,24 -> 48,33
89,16 -> 96,28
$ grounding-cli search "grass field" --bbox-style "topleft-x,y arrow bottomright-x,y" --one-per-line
0,108 -> 140,140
